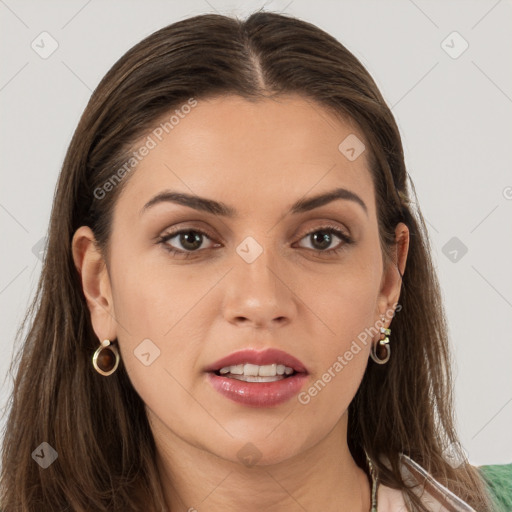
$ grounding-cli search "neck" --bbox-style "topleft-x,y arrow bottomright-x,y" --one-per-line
150,412 -> 371,512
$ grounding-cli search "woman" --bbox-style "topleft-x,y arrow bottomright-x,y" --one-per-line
1,10 -> 510,512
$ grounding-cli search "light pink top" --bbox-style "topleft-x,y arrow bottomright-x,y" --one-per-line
371,454 -> 477,512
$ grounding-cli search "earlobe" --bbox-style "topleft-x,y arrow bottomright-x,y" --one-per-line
71,226 -> 117,341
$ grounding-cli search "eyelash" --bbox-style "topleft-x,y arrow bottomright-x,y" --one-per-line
157,224 -> 353,259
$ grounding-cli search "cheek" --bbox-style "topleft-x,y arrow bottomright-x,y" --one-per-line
109,262 -> 201,428
308,280 -> 376,385
310,250 -> 382,350
109,244 -> 208,339
297,248 -> 382,404
296,288 -> 377,427
108,243 -> 217,400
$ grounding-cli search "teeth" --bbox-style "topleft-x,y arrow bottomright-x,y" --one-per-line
228,375 -> 284,383
229,364 -> 244,375
218,363 -> 295,377
245,364 -> 260,376
258,364 -> 276,377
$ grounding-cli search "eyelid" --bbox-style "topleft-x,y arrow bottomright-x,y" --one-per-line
293,224 -> 353,255
158,220 -> 350,244
295,222 -> 351,241
158,222 -> 220,243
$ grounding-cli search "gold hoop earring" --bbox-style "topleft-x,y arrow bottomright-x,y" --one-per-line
92,339 -> 120,376
370,317 -> 391,365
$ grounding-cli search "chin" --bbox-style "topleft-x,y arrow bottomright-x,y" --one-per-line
210,433 -> 309,468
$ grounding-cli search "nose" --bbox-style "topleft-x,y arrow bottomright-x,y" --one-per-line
221,246 -> 297,330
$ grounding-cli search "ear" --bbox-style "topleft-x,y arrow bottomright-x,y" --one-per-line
376,222 -> 409,318
71,226 -> 117,341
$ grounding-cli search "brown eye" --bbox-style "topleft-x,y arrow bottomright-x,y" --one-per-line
296,226 -> 353,254
159,229 -> 218,254
176,231 -> 204,251
308,230 -> 336,250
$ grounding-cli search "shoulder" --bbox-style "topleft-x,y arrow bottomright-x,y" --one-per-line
477,462 -> 512,512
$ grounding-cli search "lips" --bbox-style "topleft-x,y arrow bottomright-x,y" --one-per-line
204,348 -> 308,374
204,348 -> 309,407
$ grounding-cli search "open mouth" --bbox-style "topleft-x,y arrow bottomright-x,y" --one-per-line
205,348 -> 309,406
207,364 -> 308,407
213,363 -> 298,382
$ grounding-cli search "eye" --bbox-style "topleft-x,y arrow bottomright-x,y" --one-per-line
158,228 -> 219,257
157,224 -> 353,259
295,225 -> 353,254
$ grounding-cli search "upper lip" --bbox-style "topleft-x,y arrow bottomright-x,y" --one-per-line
205,348 -> 308,374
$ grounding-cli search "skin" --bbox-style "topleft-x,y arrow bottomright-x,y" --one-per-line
72,94 -> 409,512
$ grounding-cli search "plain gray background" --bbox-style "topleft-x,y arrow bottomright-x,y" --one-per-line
1,0 -> 511,466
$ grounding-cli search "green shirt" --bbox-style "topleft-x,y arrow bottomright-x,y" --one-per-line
478,463 -> 512,512
369,454 -> 512,511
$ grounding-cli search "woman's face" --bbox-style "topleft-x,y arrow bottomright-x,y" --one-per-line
77,94 -> 407,465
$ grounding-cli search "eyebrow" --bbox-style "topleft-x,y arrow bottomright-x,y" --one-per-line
140,187 -> 368,218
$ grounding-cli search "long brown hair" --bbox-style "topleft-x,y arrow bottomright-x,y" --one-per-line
1,11 -> 493,511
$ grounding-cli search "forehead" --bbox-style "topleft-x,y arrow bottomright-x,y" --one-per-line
115,94 -> 375,220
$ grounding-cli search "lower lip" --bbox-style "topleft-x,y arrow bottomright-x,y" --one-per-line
206,372 -> 309,407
